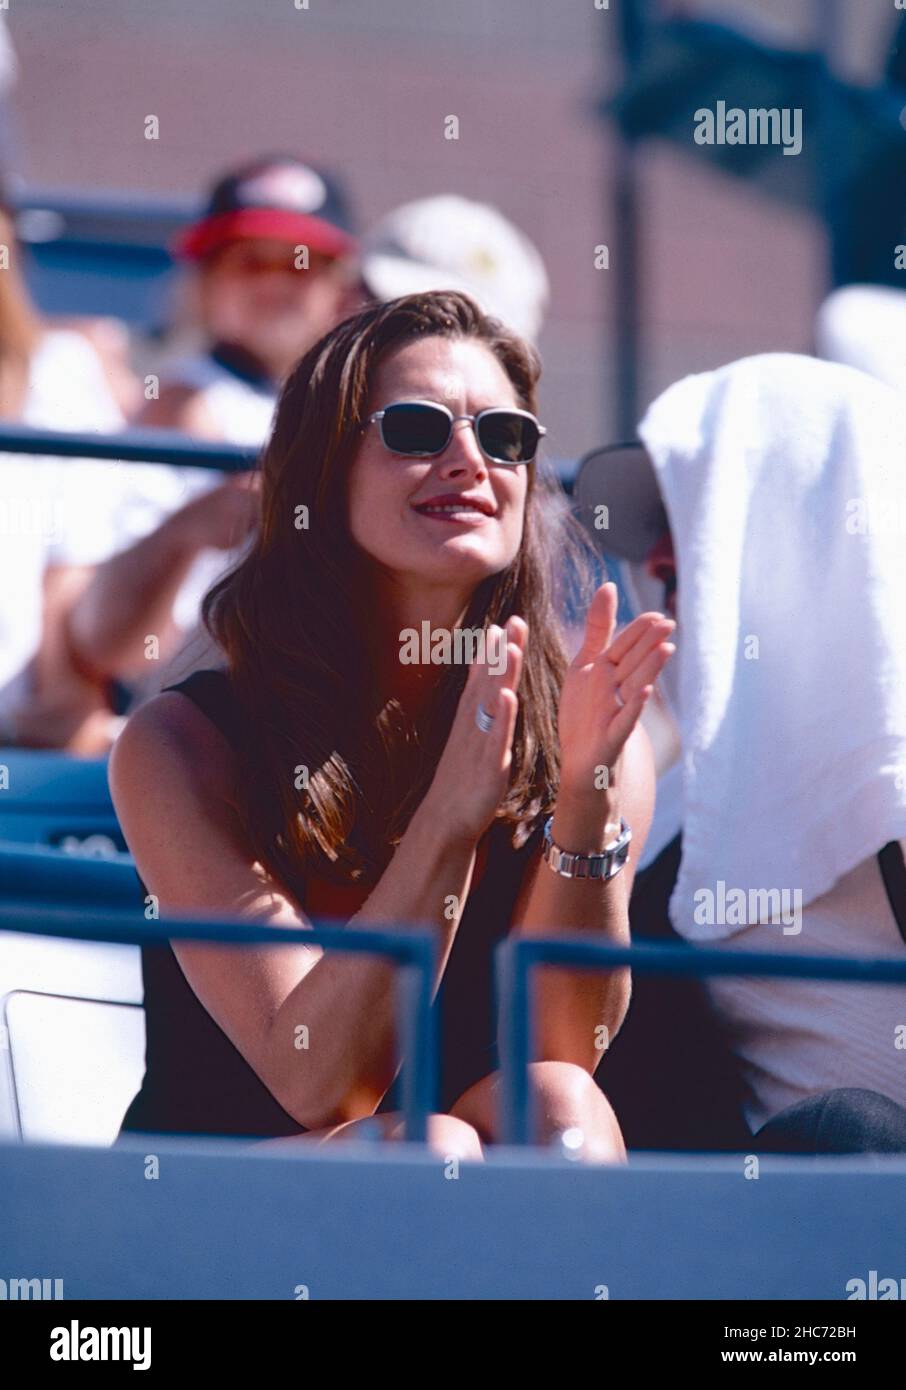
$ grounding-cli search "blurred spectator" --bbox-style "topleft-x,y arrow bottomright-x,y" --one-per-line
0,189 -> 139,750
354,195 -> 549,342
138,154 -> 357,442
576,354 -> 906,1152
20,158 -> 358,747
816,283 -> 906,395
23,189 -> 554,750
57,190 -> 551,734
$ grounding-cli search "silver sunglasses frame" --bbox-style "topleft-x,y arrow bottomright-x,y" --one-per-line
363,398 -> 546,466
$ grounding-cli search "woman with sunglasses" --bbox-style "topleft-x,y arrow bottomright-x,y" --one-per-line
111,291 -> 675,1160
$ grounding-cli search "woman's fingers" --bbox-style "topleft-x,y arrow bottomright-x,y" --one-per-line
493,686 -> 519,768
573,582 -> 618,665
616,641 -> 675,703
468,638 -> 520,772
604,684 -> 655,757
502,640 -> 524,700
606,611 -> 673,669
438,628 -> 523,843
485,620 -> 527,704
466,622 -> 525,728
497,617 -> 527,698
614,616 -> 674,677
505,614 -> 528,655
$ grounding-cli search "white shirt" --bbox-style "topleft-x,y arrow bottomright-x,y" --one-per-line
0,342 -> 275,726
705,845 -> 906,1131
0,331 -> 127,720
133,352 -> 276,632
162,351 -> 277,448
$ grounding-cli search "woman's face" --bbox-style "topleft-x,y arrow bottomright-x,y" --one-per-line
347,336 -> 531,600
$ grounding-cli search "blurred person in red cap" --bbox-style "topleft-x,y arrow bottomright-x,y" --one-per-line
138,154 -> 357,443
15,158 -> 359,750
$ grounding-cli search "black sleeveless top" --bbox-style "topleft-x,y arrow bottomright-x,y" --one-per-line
119,670 -> 544,1140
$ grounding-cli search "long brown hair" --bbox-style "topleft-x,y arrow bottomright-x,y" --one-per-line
204,291 -> 596,897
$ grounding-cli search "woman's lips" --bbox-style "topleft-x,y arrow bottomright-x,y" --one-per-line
411,504 -> 494,526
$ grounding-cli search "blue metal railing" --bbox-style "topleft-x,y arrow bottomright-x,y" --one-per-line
5,843 -> 906,1148
14,188 -> 194,245
496,935 -> 906,1145
0,423 -> 257,474
0,424 -> 578,494
0,841 -> 136,899
0,846 -> 437,1142
14,188 -> 193,331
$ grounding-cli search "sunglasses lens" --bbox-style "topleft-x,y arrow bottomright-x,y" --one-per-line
478,411 -> 540,464
381,403 -> 450,455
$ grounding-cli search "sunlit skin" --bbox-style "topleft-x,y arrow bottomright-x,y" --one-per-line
261,334 -> 677,1156
345,332 -> 676,829
347,336 -> 676,751
196,236 -> 348,381
110,331 -> 676,1163
347,336 -> 530,713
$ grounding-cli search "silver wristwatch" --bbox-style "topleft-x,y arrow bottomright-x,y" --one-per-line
541,815 -> 632,881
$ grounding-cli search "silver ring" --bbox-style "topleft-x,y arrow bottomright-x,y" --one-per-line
614,685 -> 625,709
476,702 -> 495,733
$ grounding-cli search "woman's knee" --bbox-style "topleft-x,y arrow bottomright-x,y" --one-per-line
378,1111 -> 483,1159
526,1061 -> 626,1160
424,1113 -> 484,1160
261,1109 -> 483,1158
526,1060 -> 600,1114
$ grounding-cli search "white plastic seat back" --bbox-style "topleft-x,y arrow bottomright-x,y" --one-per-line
0,930 -> 145,1145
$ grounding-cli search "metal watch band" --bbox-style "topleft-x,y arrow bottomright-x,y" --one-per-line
541,815 -> 632,881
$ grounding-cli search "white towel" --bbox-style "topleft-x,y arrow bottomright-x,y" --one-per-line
635,353 -> 906,940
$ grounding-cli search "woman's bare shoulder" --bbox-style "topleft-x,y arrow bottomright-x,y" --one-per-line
109,689 -> 239,810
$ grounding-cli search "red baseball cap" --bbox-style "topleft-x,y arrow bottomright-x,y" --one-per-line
173,156 -> 357,262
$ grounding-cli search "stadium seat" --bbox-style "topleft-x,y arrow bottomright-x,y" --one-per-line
0,843 -> 145,1146
0,748 -> 125,853
17,188 -> 189,333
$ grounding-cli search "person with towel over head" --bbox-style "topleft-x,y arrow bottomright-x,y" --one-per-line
575,353 -> 906,1154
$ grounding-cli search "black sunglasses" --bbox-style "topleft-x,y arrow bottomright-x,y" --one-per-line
364,399 -> 546,466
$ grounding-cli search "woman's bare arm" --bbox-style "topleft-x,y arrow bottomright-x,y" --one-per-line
510,723 -> 654,1074
506,588 -> 670,1075
109,693 -> 482,1130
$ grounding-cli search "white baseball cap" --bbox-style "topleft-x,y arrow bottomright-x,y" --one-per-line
816,284 -> 906,395
361,195 -> 549,341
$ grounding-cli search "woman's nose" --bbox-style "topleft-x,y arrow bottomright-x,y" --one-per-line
437,421 -> 488,477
